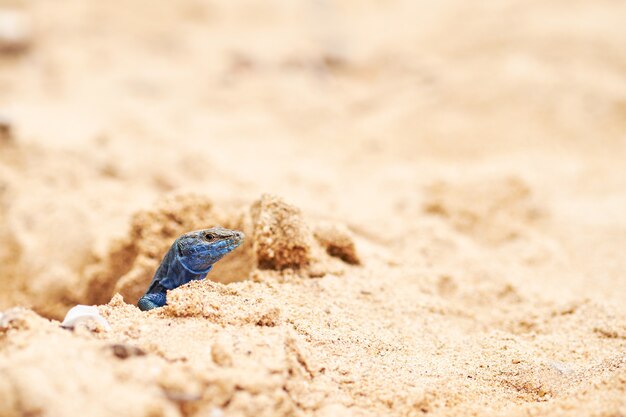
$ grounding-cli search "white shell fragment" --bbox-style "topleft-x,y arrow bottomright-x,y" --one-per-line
61,305 -> 111,331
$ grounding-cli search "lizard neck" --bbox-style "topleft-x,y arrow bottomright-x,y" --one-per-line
177,257 -> 214,275
160,255 -> 211,289
147,247 -> 212,292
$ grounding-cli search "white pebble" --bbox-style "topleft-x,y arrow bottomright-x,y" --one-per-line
61,305 -> 111,331
210,408 -> 224,417
0,9 -> 31,54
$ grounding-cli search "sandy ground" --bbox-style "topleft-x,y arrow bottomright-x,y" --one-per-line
0,0 -> 625,416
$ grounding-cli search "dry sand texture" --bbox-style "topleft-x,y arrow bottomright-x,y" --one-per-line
1,0 -> 625,416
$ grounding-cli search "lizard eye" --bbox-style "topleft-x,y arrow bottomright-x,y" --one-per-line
204,233 -> 215,241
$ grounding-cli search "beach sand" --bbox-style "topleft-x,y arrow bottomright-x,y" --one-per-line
0,1 -> 625,416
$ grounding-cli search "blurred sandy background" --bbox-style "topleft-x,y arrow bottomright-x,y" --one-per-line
0,1 -> 625,416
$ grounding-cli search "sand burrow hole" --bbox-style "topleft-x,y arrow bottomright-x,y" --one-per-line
83,194 -> 360,306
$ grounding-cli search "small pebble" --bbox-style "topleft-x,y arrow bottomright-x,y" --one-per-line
110,343 -> 146,359
61,305 -> 111,331
0,115 -> 13,142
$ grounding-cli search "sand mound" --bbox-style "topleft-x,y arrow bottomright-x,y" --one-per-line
250,195 -> 360,274
84,194 -> 360,307
251,194 -> 315,270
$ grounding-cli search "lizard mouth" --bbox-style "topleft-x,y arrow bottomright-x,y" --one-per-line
230,231 -> 244,245
223,232 -> 244,251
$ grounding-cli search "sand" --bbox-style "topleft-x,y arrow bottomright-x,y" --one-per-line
0,0 -> 625,416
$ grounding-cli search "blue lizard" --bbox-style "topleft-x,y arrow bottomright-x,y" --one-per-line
137,227 -> 244,311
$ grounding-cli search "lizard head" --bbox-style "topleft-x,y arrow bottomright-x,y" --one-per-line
175,227 -> 244,273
